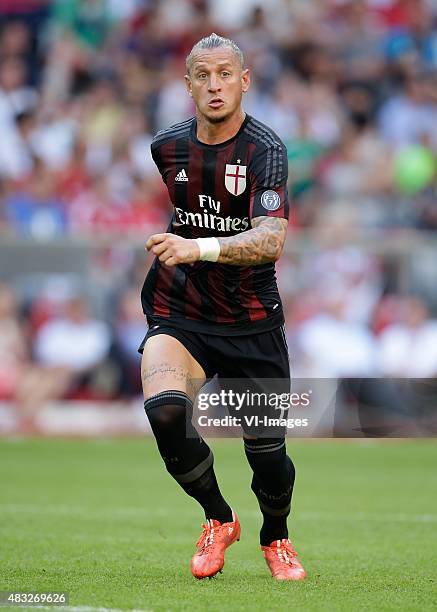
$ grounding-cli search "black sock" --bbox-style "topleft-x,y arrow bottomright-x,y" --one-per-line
181,465 -> 233,524
259,509 -> 288,547
244,438 -> 295,546
145,391 -> 232,524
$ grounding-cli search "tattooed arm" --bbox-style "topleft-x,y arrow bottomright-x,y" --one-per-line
217,216 -> 288,265
146,217 -> 288,267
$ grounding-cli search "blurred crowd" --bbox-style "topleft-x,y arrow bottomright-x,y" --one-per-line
1,244 -> 437,417
0,0 -> 437,422
0,253 -> 148,419
0,0 -> 436,237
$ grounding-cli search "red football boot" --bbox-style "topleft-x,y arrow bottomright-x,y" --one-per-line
190,512 -> 240,579
261,538 -> 307,581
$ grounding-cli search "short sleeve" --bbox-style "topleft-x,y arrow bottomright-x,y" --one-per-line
150,140 -> 166,182
249,142 -> 289,220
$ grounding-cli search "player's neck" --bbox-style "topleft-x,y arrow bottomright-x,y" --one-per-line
196,109 -> 246,145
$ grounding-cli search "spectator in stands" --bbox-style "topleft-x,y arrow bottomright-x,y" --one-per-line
34,294 -> 111,372
11,293 -> 118,419
0,281 -> 69,432
42,0 -> 114,104
384,0 -> 437,70
0,55 -> 37,118
112,286 -> 144,395
378,70 -> 437,148
378,295 -> 437,377
0,56 -> 37,179
295,290 -> 378,378
5,156 -> 66,238
327,0 -> 386,82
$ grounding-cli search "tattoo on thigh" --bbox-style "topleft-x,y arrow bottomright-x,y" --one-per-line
141,362 -> 187,384
141,362 -> 202,399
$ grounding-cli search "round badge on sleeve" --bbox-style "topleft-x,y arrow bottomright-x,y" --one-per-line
261,190 -> 281,211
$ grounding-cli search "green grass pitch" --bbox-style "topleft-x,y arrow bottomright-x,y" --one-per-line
0,438 -> 436,611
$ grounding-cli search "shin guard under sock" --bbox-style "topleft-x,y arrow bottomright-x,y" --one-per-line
244,438 -> 295,545
144,391 -> 232,523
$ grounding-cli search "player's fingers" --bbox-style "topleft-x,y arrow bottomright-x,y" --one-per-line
158,250 -> 173,263
163,256 -> 177,267
151,241 -> 168,256
145,233 -> 168,250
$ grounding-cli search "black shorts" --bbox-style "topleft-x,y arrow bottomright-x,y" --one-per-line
139,322 -> 290,436
138,322 -> 290,381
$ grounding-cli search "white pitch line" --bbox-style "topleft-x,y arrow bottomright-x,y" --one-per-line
28,607 -> 150,612
0,504 -> 436,524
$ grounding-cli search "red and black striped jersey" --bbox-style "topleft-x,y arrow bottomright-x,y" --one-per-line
141,113 -> 289,335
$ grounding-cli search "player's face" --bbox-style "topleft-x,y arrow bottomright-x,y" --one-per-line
185,48 -> 250,124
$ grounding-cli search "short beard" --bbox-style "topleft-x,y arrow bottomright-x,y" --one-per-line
206,112 -> 230,124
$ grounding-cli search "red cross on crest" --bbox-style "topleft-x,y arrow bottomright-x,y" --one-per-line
225,164 -> 247,196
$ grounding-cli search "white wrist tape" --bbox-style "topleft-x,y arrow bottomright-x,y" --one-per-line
195,237 -> 221,262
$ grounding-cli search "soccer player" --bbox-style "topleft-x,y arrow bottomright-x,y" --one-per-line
139,33 -> 306,581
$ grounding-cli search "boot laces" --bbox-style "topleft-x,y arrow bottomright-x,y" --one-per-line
196,520 -> 217,553
275,539 -> 297,565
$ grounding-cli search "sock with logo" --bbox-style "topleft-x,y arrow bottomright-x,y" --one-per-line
144,390 -> 233,524
244,438 -> 295,545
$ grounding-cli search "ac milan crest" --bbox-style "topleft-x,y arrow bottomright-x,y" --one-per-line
225,164 -> 247,196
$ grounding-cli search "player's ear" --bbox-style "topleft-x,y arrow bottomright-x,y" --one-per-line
185,74 -> 193,97
241,68 -> 250,93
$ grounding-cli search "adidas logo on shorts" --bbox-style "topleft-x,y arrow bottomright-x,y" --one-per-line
175,168 -> 188,182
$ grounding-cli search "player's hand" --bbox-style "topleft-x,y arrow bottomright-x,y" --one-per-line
145,233 -> 201,267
